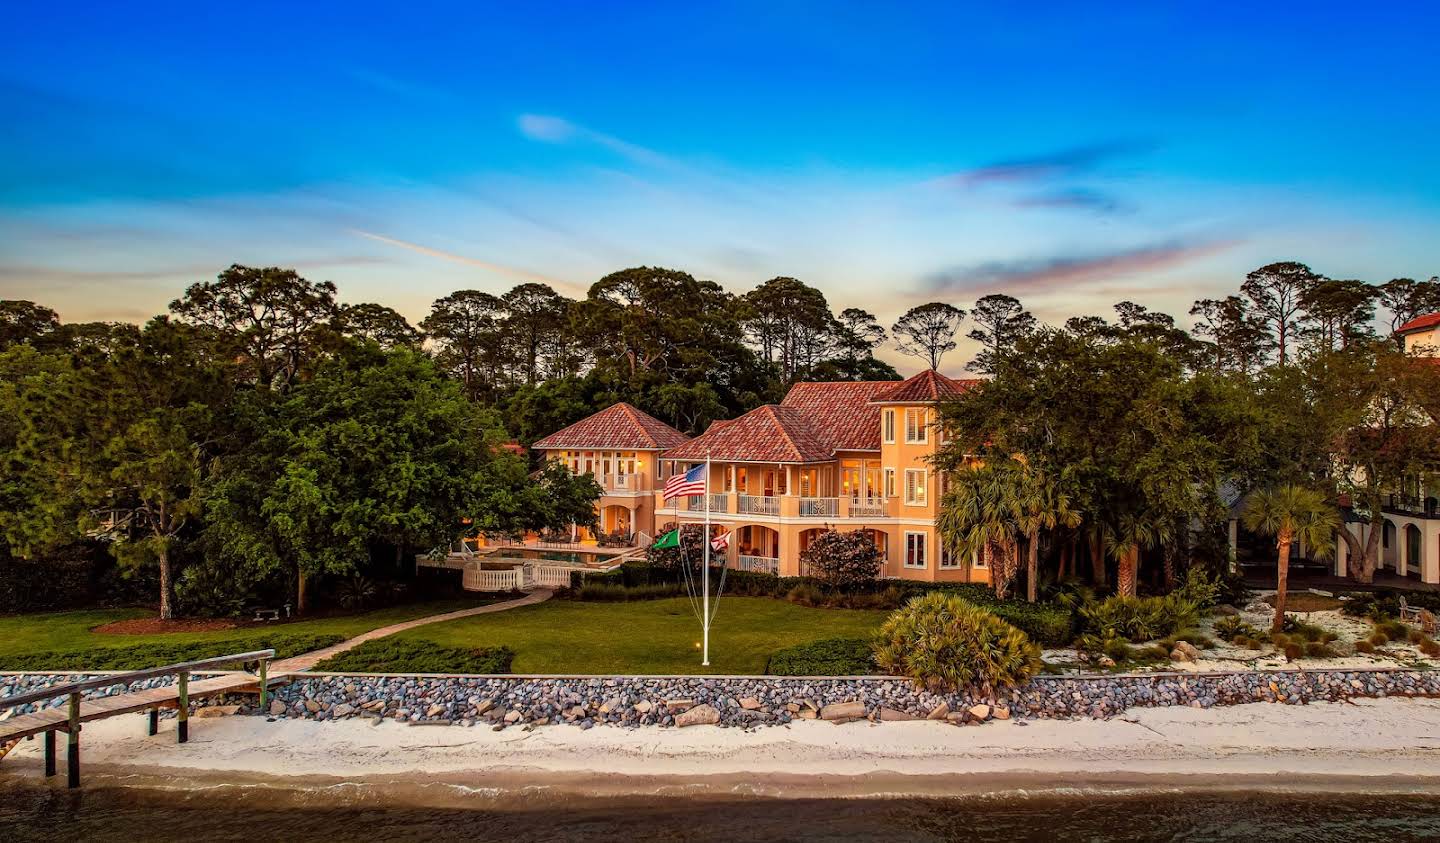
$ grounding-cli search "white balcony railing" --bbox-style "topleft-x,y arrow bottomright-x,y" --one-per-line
847,497 -> 888,518
799,497 -> 839,518
605,473 -> 640,491
686,494 -> 729,513
738,555 -> 779,575
737,494 -> 779,516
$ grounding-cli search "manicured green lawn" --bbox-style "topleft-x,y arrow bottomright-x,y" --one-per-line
393,597 -> 890,674
0,599 -> 494,666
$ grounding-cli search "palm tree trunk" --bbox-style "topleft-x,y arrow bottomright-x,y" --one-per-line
1272,532 -> 1292,633
1162,544 -> 1178,592
157,544 -> 174,621
1090,535 -> 1107,587
1117,547 -> 1138,597
1026,530 -> 1039,603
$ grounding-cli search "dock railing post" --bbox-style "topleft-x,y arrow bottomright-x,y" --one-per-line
258,657 -> 269,711
148,709 -> 158,736
43,729 -> 55,777
177,671 -> 189,744
66,692 -> 80,789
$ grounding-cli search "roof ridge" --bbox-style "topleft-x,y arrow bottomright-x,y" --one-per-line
763,404 -> 808,462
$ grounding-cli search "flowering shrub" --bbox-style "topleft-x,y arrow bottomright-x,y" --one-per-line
799,529 -> 882,590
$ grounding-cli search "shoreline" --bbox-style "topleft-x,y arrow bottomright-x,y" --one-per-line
5,697 -> 1439,799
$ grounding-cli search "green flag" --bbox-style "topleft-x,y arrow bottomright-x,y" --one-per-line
653,529 -> 680,549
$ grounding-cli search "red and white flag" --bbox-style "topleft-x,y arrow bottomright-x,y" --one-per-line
710,530 -> 731,553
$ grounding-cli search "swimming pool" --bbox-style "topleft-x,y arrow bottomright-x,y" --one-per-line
485,548 -> 618,566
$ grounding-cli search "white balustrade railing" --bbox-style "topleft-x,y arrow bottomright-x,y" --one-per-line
847,497 -> 888,518
799,497 -> 839,517
686,493 -> 730,512
462,566 -> 525,592
737,495 -> 778,516
606,473 -> 639,490
738,555 -> 779,575
527,565 -> 576,588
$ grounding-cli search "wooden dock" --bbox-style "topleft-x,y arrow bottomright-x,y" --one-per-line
0,650 -> 279,788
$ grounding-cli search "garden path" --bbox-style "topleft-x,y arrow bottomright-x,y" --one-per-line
273,589 -> 553,672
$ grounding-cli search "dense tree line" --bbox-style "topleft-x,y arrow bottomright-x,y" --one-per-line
1,261 -> 1436,617
935,265 -> 1440,602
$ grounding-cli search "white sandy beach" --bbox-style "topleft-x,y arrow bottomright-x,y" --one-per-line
5,697 -> 1439,796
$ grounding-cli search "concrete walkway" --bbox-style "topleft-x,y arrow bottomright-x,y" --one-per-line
274,589 -> 553,672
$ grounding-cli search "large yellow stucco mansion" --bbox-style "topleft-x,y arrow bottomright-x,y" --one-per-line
532,370 -> 992,583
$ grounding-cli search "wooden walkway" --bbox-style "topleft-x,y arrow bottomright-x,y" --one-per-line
0,650 -> 277,787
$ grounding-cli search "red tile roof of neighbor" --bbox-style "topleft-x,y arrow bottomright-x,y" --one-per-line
530,402 -> 690,451
1397,312 -> 1440,334
661,370 -> 984,463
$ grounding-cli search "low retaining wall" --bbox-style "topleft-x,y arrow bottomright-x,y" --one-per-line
6,669 -> 1438,728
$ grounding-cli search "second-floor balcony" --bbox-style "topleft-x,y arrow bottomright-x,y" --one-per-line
600,472 -> 644,492
664,493 -> 891,520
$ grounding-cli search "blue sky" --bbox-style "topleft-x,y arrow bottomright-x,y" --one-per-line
2,2 -> 1438,370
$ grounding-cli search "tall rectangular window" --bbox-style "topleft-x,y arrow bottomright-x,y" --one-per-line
883,409 -> 896,444
884,468 -> 896,498
939,543 -> 959,568
905,532 -> 926,568
904,408 -> 927,443
903,469 -> 927,506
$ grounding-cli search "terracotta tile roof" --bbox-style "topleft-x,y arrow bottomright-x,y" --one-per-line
662,405 -> 834,463
779,380 -> 899,452
531,402 -> 690,451
1397,312 -> 1440,334
869,369 -> 982,403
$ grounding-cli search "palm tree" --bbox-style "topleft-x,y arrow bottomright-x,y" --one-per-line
1014,469 -> 1081,602
938,463 -> 1022,599
1242,485 -> 1339,632
1105,509 -> 1172,598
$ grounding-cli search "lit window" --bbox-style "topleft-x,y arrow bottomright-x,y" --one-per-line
883,409 -> 896,443
904,469 -> 927,506
904,408 -> 927,443
884,468 -> 896,498
905,532 -> 926,568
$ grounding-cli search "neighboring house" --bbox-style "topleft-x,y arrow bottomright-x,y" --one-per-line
1397,311 -> 1440,356
534,370 -> 991,583
1333,311 -> 1440,585
530,402 -> 691,543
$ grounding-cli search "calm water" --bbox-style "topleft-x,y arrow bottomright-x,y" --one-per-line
3,781 -> 1439,842
488,548 -> 616,565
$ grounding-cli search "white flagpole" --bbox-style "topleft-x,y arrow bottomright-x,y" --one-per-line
702,452 -> 711,667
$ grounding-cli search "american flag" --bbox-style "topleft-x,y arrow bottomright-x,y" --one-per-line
710,531 -> 731,553
663,463 -> 707,500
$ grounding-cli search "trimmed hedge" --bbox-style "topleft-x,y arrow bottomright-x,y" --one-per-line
766,637 -> 878,676
575,582 -> 684,602
0,632 -> 345,672
312,639 -> 514,674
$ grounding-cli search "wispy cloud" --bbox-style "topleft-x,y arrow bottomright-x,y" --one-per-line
939,140 -> 1158,188
1013,188 -> 1126,214
349,229 -> 582,292
516,113 -> 671,169
922,239 -> 1241,295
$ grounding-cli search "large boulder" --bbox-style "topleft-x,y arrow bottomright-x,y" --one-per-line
675,704 -> 721,727
1171,641 -> 1202,663
820,701 -> 866,722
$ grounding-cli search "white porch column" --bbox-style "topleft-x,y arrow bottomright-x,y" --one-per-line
1424,524 -> 1440,585
1334,530 -> 1348,577
1398,520 -> 1410,574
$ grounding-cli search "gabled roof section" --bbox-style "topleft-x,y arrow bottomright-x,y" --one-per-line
1397,312 -> 1440,334
779,380 -> 897,452
662,405 -> 833,463
531,402 -> 690,451
869,369 -> 982,403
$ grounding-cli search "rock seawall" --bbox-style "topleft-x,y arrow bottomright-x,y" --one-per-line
6,669 -> 1438,729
